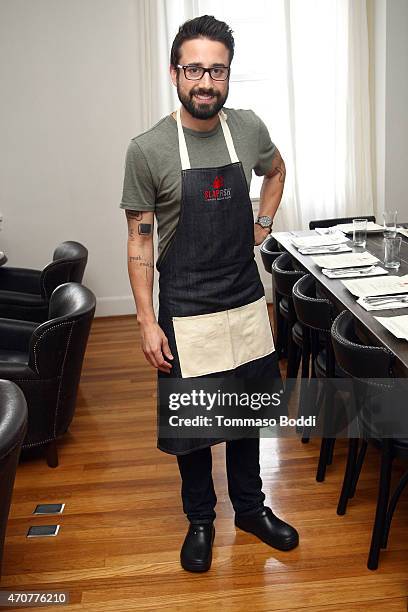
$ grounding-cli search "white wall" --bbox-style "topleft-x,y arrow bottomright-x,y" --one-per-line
0,0 -> 144,316
0,0 -> 273,315
368,0 -> 408,221
384,0 -> 408,218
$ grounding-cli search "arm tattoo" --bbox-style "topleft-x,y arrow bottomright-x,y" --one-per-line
269,150 -> 286,184
126,210 -> 143,220
138,223 -> 152,235
129,255 -> 154,280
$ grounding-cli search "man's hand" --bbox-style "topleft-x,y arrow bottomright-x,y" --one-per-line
139,320 -> 174,373
254,223 -> 271,246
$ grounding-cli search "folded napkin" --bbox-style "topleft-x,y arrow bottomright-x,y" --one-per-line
311,252 -> 379,269
327,222 -> 384,234
291,231 -> 349,249
374,314 -> 408,340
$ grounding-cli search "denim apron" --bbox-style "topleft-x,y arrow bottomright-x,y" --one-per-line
157,107 -> 279,455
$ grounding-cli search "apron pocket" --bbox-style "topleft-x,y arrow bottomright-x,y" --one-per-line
229,296 -> 275,368
172,310 -> 234,378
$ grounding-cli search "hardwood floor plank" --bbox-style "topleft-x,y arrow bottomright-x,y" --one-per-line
1,314 -> 408,611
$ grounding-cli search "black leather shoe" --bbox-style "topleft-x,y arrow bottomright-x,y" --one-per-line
180,523 -> 215,572
235,507 -> 299,550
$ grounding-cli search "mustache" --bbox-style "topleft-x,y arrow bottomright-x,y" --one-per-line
190,88 -> 220,98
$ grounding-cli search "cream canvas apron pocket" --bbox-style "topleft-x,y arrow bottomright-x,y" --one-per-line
172,296 -> 275,378
172,310 -> 234,378
229,296 -> 275,368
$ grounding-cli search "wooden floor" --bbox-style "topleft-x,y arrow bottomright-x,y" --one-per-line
2,315 -> 408,611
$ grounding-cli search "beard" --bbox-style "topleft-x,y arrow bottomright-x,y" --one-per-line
177,78 -> 229,120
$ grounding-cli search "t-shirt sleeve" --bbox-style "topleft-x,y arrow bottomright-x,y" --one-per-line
253,114 -> 277,177
120,140 -> 156,211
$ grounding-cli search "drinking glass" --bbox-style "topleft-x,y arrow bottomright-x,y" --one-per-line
353,218 -> 367,248
384,236 -> 402,269
383,210 -> 397,237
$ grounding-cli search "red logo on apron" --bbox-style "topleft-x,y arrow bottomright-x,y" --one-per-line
204,175 -> 232,202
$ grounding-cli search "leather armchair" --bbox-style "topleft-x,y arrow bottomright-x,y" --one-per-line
0,241 -> 88,322
0,282 -> 96,467
0,380 -> 28,580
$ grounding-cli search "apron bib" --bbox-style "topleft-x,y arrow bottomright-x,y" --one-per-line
157,107 -> 277,455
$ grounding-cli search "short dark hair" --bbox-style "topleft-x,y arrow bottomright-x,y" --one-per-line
170,15 -> 234,68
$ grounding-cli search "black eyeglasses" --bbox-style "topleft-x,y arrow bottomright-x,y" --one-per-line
177,64 -> 230,81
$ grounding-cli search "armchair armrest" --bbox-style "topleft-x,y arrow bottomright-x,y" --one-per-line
0,267 -> 41,294
0,318 -> 38,352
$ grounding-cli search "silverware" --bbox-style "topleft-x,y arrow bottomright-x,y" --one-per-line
364,293 -> 408,303
365,296 -> 408,307
301,245 -> 343,253
328,265 -> 376,276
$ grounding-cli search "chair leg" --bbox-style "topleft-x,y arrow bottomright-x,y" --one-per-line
274,292 -> 287,359
46,440 -> 59,468
286,332 -> 301,379
349,440 -> 368,498
301,368 -> 319,444
337,438 -> 359,515
381,469 -> 408,549
316,438 -> 333,482
296,343 -> 311,435
367,439 -> 393,570
326,438 -> 336,465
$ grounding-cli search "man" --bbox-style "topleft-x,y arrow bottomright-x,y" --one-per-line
120,15 -> 299,573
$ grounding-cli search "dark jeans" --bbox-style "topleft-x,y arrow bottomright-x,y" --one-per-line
177,437 -> 265,524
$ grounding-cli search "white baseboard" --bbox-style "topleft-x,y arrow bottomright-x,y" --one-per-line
95,296 -> 136,317
95,290 -> 273,318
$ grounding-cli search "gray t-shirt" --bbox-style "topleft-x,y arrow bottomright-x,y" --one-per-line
120,108 -> 276,266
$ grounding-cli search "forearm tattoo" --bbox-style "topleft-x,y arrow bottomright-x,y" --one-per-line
129,255 -> 154,280
269,150 -> 286,184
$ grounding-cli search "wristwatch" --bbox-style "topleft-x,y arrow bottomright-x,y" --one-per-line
255,215 -> 273,233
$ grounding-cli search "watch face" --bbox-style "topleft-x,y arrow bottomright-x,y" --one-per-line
257,216 -> 273,228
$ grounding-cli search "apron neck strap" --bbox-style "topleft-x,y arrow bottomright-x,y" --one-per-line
176,107 -> 239,170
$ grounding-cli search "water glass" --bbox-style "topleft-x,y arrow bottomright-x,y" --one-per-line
384,236 -> 402,269
383,210 -> 397,237
353,218 -> 367,247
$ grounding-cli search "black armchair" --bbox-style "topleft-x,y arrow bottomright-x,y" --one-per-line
0,282 -> 96,467
0,241 -> 88,322
0,380 -> 28,581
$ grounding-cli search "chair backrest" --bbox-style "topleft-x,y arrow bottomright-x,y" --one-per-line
331,310 -> 394,379
292,274 -> 333,333
27,283 -> 96,439
39,241 -> 88,300
271,252 -> 305,298
0,381 -> 27,579
309,215 -> 376,230
260,236 -> 282,273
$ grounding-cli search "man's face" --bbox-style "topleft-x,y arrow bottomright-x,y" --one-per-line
171,38 -> 230,120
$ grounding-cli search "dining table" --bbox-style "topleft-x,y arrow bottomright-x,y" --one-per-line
272,229 -> 408,377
